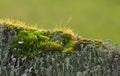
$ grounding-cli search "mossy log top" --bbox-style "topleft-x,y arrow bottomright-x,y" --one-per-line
1,19 -> 120,76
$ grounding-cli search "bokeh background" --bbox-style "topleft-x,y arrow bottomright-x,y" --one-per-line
0,0 -> 120,44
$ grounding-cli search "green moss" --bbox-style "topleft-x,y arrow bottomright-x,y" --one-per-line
39,42 -> 63,53
63,47 -> 75,53
10,30 -> 50,58
0,19 -> 104,58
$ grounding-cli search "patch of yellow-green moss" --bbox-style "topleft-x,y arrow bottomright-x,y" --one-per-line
0,19 -> 103,58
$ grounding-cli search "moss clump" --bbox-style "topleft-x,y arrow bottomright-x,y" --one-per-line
0,19 -> 104,59
10,30 -> 50,58
39,42 -> 63,53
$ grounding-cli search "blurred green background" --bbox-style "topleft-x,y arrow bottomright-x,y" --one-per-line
0,0 -> 120,44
